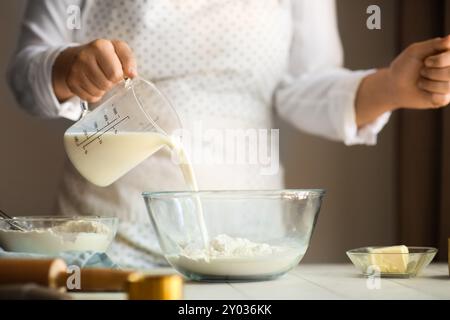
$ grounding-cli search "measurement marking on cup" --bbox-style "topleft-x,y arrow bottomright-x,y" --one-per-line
76,118 -> 119,146
76,116 -> 130,153
75,116 -> 127,146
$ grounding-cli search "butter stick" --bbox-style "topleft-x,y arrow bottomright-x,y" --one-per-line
368,245 -> 409,273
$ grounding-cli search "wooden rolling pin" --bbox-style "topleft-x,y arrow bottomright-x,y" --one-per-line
0,258 -> 134,292
0,258 -> 184,298
57,268 -> 135,291
0,284 -> 72,300
0,258 -> 66,289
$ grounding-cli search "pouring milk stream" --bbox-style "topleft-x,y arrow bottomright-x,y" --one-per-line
63,77 -> 209,247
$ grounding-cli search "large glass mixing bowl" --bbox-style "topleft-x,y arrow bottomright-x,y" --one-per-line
142,190 -> 324,281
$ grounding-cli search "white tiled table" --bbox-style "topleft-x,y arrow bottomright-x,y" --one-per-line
71,263 -> 450,300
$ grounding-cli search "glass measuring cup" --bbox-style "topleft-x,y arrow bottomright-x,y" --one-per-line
64,77 -> 182,187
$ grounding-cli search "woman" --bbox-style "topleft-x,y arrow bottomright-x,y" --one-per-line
8,0 -> 450,268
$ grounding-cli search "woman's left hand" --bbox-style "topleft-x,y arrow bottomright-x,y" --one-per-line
356,35 -> 450,127
388,35 -> 450,109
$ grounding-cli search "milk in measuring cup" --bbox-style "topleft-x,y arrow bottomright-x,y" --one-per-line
64,131 -> 189,187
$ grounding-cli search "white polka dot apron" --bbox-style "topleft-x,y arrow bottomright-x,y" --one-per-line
57,0 -> 293,268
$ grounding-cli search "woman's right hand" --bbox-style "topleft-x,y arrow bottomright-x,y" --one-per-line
52,39 -> 137,103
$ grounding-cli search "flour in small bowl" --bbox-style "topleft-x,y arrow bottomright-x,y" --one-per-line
168,234 -> 303,278
52,220 -> 111,234
0,220 -> 114,255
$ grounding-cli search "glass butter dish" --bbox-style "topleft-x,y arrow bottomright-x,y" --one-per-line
347,246 -> 437,278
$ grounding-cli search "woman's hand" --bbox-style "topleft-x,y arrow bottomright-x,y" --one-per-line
52,39 -> 137,103
356,36 -> 450,127
389,36 -> 450,108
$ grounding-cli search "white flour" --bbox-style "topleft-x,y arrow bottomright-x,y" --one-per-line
182,234 -> 282,259
0,220 -> 113,255
168,234 -> 302,277
51,220 -> 111,234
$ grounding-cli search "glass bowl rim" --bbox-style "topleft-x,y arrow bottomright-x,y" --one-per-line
346,246 -> 438,255
142,189 -> 326,199
0,216 -> 118,222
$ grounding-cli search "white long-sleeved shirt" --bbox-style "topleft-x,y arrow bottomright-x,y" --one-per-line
7,0 -> 391,268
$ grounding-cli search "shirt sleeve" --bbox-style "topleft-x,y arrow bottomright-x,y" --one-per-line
275,0 -> 390,146
7,0 -> 83,120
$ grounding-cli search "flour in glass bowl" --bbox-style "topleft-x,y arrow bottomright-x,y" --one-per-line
0,220 -> 114,255
168,234 -> 303,278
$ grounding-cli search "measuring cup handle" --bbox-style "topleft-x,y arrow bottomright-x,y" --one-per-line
80,100 -> 89,118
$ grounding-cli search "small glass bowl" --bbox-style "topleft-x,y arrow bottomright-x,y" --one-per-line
347,246 -> 437,278
0,216 -> 118,255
